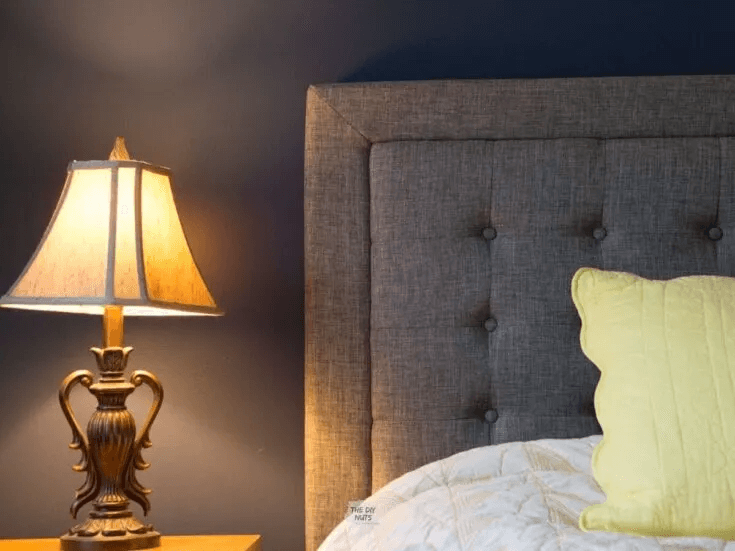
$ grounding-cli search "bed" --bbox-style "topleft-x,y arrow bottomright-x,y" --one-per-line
304,75 -> 735,551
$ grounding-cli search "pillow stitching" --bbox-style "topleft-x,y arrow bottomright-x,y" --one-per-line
643,278 -> 667,515
720,293 -> 735,499
647,385 -> 664,508
661,280 -> 691,519
710,287 -> 735,510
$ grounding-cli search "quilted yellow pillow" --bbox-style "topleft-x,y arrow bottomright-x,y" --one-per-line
572,267 -> 735,539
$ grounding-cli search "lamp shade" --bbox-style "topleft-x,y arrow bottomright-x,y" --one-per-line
0,138 -> 222,316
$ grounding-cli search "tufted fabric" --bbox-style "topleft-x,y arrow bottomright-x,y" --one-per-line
304,75 -> 735,551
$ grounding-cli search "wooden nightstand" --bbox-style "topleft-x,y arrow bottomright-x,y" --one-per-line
0,535 -> 261,551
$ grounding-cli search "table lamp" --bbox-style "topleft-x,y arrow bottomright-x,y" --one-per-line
0,137 -> 223,551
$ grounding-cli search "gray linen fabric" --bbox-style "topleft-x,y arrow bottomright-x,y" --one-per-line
304,75 -> 735,551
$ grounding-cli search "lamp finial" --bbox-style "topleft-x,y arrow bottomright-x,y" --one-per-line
109,136 -> 131,160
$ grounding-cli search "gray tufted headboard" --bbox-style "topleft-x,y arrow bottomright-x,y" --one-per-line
304,75 -> 735,551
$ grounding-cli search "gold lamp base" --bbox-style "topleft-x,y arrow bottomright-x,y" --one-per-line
58,334 -> 163,551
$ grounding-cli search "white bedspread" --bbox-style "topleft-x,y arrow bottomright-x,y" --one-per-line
319,435 -> 734,551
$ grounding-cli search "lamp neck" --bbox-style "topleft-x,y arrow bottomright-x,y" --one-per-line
103,305 -> 124,347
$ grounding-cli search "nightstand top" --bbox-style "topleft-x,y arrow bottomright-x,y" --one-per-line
0,535 -> 261,551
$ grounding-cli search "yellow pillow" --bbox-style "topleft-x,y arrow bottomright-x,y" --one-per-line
572,267 -> 735,539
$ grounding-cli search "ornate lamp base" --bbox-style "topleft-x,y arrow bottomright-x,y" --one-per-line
59,345 -> 164,551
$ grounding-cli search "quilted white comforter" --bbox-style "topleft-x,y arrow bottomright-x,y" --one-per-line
319,435 -> 735,551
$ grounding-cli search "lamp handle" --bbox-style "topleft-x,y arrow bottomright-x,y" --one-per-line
123,369 -> 163,516
130,370 -> 164,459
59,369 -> 97,518
59,370 -> 94,471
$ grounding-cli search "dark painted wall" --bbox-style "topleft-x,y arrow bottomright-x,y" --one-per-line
0,1 -> 732,550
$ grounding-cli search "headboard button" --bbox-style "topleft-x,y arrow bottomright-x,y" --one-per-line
482,226 -> 497,240
708,227 -> 723,241
485,409 -> 499,424
593,227 -> 607,240
483,317 -> 498,332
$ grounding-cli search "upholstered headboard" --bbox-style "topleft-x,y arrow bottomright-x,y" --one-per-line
304,75 -> 735,551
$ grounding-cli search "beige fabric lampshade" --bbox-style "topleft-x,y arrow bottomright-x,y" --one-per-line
0,138 -> 222,316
